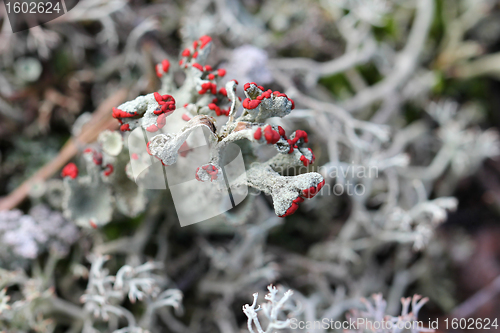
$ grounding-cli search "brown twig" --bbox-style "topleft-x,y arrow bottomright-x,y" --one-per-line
0,88 -> 129,211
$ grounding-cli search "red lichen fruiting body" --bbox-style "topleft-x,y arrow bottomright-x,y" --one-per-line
302,179 -> 325,198
199,35 -> 212,48
273,91 -> 287,98
120,124 -> 130,132
192,63 -> 203,71
182,113 -> 191,121
278,126 -> 286,138
264,125 -> 280,144
295,130 -> 308,143
156,59 -> 170,77
265,89 -> 295,109
160,104 -> 175,114
157,113 -> 167,128
204,65 -> 213,72
154,93 -> 176,114
219,87 -> 227,96
89,219 -> 98,229
182,48 -> 190,57
61,163 -> 78,179
299,149 -> 315,166
131,153 -> 139,160
244,82 -> 257,91
279,196 -> 304,217
217,69 -> 226,77
287,130 -> 309,151
153,92 -> 163,104
162,59 -> 170,72
155,64 -> 163,78
308,148 -> 315,164
202,164 -> 219,181
146,124 -> 159,132
242,98 -> 261,110
103,164 -> 114,176
198,82 -> 213,94
254,128 -> 262,140
257,89 -> 272,100
192,41 -> 199,49
146,141 -> 151,155
196,164 -> 219,181
208,73 -> 215,80
208,103 -> 227,117
112,107 -> 137,119
179,141 -> 191,157
92,152 -> 103,165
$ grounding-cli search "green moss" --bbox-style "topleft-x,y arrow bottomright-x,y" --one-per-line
439,76 -> 489,101
102,213 -> 145,241
357,63 -> 383,85
429,0 -> 445,43
432,70 -> 446,94
404,103 -> 424,124
318,73 -> 353,98
373,16 -> 398,41
52,47 -> 75,77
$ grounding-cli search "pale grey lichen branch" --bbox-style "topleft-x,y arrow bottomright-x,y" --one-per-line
148,115 -> 217,166
81,255 -> 182,333
345,293 -> 434,333
243,285 -> 295,333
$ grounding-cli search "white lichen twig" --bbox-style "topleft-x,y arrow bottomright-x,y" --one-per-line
243,285 -> 295,333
